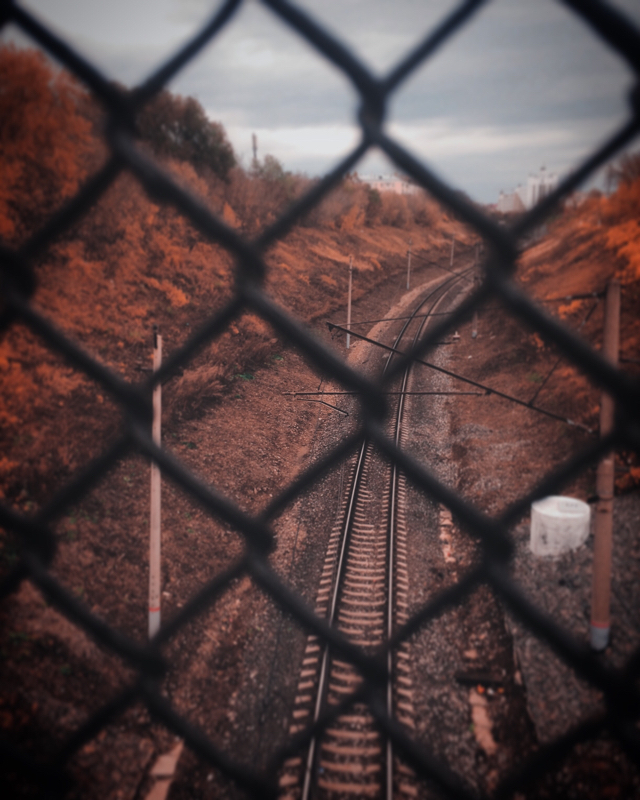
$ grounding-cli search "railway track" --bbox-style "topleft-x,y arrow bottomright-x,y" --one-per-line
279,267 -> 472,800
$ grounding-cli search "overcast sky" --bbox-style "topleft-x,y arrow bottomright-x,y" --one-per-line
4,0 -> 640,202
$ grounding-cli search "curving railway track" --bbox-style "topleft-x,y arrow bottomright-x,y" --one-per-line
279,266 -> 473,800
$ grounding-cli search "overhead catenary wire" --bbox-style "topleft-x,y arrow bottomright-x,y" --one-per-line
339,292 -> 602,329
284,390 -> 483,396
327,322 -> 594,432
292,397 -> 349,414
344,311 -> 465,325
409,249 -> 474,281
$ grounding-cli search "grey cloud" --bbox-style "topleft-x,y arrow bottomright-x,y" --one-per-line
5,0 -> 640,201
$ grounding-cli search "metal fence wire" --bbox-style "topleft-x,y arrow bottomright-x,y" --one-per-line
1,0 -> 640,797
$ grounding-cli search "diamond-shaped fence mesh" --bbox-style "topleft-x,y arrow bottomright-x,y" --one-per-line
1,0 -> 639,797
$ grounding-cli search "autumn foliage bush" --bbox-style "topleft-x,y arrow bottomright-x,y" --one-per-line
535,150 -> 640,289
225,156 -> 309,232
0,45 -> 455,504
601,152 -> 640,283
137,90 -> 235,182
0,45 -> 441,243
299,174 -> 439,232
0,46 -> 96,244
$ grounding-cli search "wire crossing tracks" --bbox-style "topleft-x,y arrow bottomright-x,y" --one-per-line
279,271 -> 471,799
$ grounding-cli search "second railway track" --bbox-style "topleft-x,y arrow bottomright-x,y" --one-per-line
279,266 -> 473,800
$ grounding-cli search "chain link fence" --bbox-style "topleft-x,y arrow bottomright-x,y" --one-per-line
1,0 -> 639,797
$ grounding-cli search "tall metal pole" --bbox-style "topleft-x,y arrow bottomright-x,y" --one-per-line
149,328 -> 162,639
471,245 -> 478,339
590,280 -> 620,651
346,255 -> 353,349
406,238 -> 412,290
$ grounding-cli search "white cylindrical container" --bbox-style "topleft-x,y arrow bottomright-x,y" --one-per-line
530,496 -> 590,557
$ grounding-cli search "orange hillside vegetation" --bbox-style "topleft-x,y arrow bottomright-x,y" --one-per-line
0,46 -> 462,506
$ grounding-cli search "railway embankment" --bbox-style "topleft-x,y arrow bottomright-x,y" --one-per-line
3,170 -> 640,797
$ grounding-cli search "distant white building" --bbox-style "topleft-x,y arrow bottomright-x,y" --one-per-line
497,167 -> 559,213
360,172 -> 420,195
497,190 -> 525,214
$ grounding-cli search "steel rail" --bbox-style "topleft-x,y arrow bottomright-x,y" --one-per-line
300,439 -> 368,800
384,270 -> 474,800
300,260 -> 475,800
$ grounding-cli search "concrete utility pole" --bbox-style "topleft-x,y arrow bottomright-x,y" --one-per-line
346,255 -> 353,349
149,327 -> 162,639
252,133 -> 258,166
590,280 -> 620,651
406,238 -> 412,290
